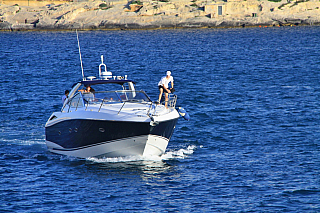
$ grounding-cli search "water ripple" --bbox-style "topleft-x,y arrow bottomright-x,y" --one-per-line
1,27 -> 320,212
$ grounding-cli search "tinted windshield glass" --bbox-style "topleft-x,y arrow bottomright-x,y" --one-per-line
95,92 -> 121,102
118,91 -> 150,102
68,93 -> 84,108
93,91 -> 150,103
81,83 -> 125,92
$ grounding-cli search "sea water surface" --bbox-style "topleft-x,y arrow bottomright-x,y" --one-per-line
1,27 -> 320,212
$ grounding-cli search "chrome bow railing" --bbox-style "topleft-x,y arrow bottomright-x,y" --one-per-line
62,90 -> 177,116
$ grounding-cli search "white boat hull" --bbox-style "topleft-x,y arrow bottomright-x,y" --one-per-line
45,78 -> 181,159
45,134 -> 169,158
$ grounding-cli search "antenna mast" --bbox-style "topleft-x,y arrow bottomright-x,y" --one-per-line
76,30 -> 85,80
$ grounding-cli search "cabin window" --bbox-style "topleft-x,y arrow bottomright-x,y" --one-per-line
49,115 -> 57,121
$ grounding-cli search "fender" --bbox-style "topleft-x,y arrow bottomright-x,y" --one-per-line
177,107 -> 190,121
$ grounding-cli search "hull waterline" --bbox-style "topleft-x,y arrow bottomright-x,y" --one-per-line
45,135 -> 171,158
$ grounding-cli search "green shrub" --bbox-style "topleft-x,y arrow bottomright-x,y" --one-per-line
267,0 -> 281,2
99,3 -> 108,7
131,0 -> 143,5
99,2 -> 112,10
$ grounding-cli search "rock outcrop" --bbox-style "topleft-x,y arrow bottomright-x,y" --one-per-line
0,0 -> 319,30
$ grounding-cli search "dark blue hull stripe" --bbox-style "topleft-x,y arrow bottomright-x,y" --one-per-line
45,119 -> 178,149
48,134 -> 168,152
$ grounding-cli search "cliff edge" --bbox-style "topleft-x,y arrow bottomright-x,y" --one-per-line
0,0 -> 319,30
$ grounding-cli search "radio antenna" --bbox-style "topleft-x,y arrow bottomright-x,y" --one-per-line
76,29 -> 85,80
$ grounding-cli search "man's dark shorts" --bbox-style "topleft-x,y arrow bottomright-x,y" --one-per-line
159,85 -> 169,93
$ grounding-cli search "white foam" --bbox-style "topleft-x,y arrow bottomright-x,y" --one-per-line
161,145 -> 197,160
2,138 -> 46,145
86,145 -> 197,163
86,155 -> 162,163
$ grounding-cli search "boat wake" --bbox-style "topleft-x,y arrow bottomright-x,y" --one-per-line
161,145 -> 196,160
86,145 -> 197,163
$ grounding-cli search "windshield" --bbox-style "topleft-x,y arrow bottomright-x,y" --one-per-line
63,89 -> 152,113
86,91 -> 151,103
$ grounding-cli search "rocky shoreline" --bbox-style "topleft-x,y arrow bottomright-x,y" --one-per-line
1,0 -> 320,31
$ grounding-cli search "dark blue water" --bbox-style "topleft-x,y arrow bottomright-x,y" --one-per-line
1,27 -> 320,212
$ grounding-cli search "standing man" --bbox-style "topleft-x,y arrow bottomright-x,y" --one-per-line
158,71 -> 174,108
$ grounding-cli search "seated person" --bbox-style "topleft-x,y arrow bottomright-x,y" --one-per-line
79,85 -> 96,102
79,85 -> 94,93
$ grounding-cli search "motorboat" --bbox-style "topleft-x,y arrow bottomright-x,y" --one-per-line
45,55 -> 188,158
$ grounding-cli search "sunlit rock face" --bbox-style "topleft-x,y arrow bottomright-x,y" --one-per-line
0,0 -> 320,30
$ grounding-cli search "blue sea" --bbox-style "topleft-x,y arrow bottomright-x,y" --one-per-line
1,26 -> 320,212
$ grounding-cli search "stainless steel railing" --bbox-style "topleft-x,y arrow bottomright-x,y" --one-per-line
158,94 -> 177,108
62,91 -> 177,116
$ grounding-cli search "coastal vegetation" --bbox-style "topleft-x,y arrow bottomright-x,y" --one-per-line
131,0 -> 143,5
99,3 -> 109,9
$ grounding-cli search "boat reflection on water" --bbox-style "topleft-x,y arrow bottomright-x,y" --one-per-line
82,145 -> 196,179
